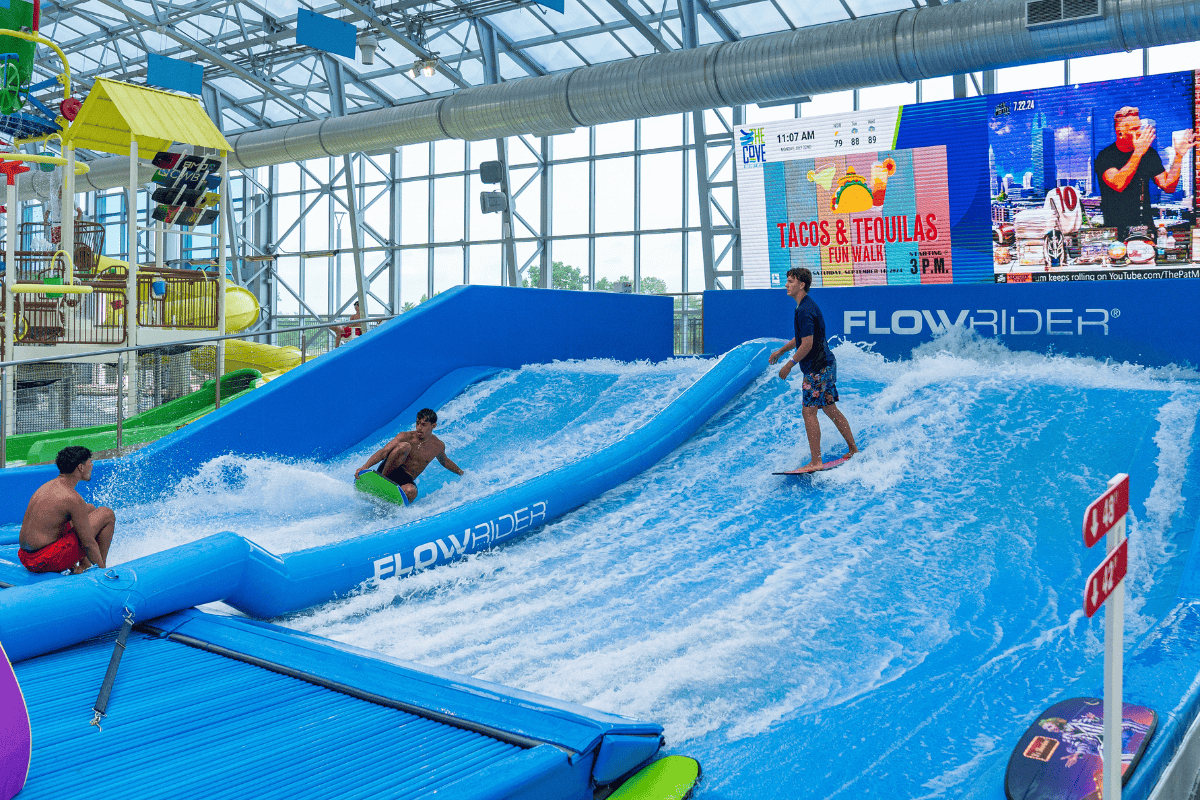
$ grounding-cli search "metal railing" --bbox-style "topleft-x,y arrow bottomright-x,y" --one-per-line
669,293 -> 704,356
1,256 -> 221,354
0,313 -> 400,468
17,221 -> 106,263
271,314 -> 352,361
11,282 -> 128,348
136,269 -> 219,329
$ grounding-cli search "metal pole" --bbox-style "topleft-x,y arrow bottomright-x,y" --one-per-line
125,136 -> 138,423
540,136 -> 550,288
1104,474 -> 1126,800
63,145 -> 75,279
342,155 -> 368,318
0,365 -> 6,469
56,137 -> 83,404
115,354 -> 124,455
677,0 -> 717,291
730,106 -> 745,291
155,221 -> 163,270
216,155 -> 228,412
4,177 -> 16,461
477,23 -> 517,287
496,138 -> 518,287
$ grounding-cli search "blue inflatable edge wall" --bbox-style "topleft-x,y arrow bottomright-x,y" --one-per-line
0,285 -> 674,523
704,281 -> 1200,368
0,341 -> 773,662
144,607 -> 663,782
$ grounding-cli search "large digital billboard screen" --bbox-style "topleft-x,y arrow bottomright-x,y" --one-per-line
736,70 -> 1199,288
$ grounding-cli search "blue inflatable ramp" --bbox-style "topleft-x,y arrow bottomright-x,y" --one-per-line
12,608 -> 663,799
0,341 -> 773,662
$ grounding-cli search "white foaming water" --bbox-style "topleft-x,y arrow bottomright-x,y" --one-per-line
284,330 -> 1200,799
106,358 -> 710,566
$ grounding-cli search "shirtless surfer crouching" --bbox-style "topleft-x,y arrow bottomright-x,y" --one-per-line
19,446 -> 116,574
355,408 -> 464,503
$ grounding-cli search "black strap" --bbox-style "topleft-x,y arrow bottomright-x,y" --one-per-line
90,611 -> 134,730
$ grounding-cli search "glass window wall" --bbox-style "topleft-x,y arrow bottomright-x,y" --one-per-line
65,45 -> 1192,345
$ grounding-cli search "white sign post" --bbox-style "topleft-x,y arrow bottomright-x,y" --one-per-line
1082,473 -> 1130,800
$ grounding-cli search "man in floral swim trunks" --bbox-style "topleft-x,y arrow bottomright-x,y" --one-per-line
18,446 -> 116,574
768,267 -> 858,471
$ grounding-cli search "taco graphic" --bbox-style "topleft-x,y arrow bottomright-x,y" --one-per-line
830,167 -> 873,213
827,158 -> 897,213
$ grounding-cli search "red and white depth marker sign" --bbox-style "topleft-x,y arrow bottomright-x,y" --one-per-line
1083,474 -> 1129,548
1084,538 -> 1129,618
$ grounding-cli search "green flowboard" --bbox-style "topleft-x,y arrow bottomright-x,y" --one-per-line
608,755 -> 701,800
355,469 -> 410,506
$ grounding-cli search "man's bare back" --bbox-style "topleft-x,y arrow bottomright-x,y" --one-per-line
19,448 -> 116,574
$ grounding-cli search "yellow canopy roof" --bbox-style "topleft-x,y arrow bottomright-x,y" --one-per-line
62,79 -> 231,157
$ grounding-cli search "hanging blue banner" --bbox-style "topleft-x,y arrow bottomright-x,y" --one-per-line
296,9 -> 356,59
147,53 -> 204,96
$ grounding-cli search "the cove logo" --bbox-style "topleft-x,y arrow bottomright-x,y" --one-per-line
843,308 -> 1112,336
155,166 -> 211,185
371,501 -> 548,581
740,127 -> 766,167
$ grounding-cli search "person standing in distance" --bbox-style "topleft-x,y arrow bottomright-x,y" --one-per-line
768,267 -> 858,472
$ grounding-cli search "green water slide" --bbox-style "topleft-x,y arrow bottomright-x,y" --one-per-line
5,369 -> 262,465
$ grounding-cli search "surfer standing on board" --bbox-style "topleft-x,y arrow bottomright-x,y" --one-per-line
18,446 -> 116,574
355,408 -> 464,503
768,267 -> 858,472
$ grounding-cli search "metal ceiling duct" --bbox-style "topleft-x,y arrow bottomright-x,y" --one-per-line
21,0 -> 1200,198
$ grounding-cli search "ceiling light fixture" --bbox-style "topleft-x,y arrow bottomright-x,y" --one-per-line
408,56 -> 439,79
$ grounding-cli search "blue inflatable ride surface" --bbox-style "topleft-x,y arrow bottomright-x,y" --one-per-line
0,341 -> 772,662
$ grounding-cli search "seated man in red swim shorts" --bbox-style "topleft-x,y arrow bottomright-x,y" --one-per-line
18,446 -> 116,574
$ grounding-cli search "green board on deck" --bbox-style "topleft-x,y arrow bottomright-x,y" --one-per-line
608,755 -> 701,800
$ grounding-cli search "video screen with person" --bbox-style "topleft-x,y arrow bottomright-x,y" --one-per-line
735,69 -> 1200,288
989,71 -> 1197,281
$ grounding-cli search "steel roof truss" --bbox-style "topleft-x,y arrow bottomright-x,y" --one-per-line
329,0 -> 472,89
88,0 -> 319,121
604,0 -> 671,53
